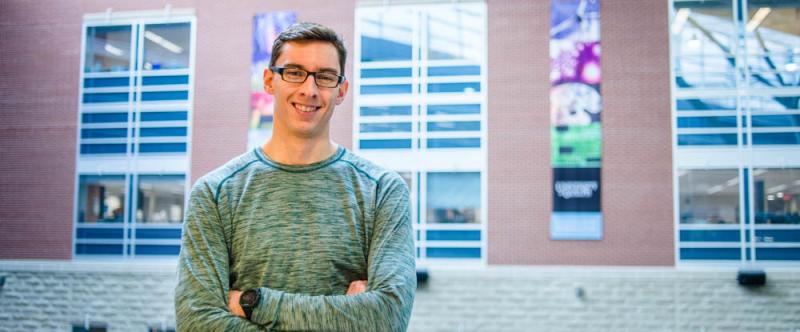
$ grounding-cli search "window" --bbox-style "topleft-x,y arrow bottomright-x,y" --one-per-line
679,169 -> 740,225
671,0 -> 800,264
137,175 -> 185,224
78,175 -> 126,223
356,2 -> 487,264
427,172 -> 481,224
76,10 -> 194,258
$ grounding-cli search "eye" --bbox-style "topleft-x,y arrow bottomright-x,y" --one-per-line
317,73 -> 337,84
284,69 -> 306,79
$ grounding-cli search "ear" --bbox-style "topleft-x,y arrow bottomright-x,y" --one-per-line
335,79 -> 349,105
263,67 -> 275,94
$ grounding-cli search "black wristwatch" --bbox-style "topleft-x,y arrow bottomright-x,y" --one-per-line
239,288 -> 261,320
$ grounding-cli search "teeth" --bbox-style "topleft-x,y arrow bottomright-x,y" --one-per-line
294,103 -> 318,113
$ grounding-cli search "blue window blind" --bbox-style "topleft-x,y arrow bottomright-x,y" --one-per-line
76,244 -> 124,255
361,84 -> 413,95
677,134 -> 738,145
82,113 -> 128,123
428,121 -> 481,131
84,77 -> 129,88
427,138 -> 481,148
139,143 -> 187,153
426,247 -> 481,259
360,106 -> 412,116
140,111 -> 188,121
428,82 -> 480,93
752,132 -> 800,145
426,230 -> 481,241
360,123 -> 412,133
135,245 -> 181,255
359,139 -> 412,149
142,75 -> 189,85
679,230 -> 740,242
80,143 -> 127,154
141,91 -> 188,101
81,128 -> 128,138
428,104 -> 480,115
680,248 -> 740,260
83,92 -> 129,103
361,68 -> 412,78
139,127 -> 187,137
677,116 -> 738,128
428,65 -> 480,76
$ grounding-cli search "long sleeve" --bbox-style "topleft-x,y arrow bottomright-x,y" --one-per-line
174,179 -> 266,332
249,174 -> 417,331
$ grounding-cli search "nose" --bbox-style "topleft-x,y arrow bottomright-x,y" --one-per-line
298,74 -> 320,98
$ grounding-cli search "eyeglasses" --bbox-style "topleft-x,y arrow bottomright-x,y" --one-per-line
270,66 -> 345,88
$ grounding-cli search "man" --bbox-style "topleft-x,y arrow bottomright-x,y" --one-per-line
175,22 -> 416,331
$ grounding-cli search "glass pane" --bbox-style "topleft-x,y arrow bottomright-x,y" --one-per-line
753,168 -> 800,224
426,5 -> 483,61
426,172 -> 480,223
143,23 -> 191,70
678,169 -> 740,224
671,1 -> 737,89
745,3 -> 800,88
747,95 -> 800,112
78,175 -> 126,223
84,25 -> 132,72
360,8 -> 414,62
137,175 -> 185,224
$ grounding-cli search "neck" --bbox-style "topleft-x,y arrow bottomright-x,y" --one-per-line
262,135 -> 338,165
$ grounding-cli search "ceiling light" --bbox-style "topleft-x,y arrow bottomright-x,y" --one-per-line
686,35 -> 701,50
768,184 -> 787,194
726,178 -> 739,187
707,185 -> 724,195
144,30 -> 183,54
104,43 -> 123,57
746,7 -> 771,32
672,8 -> 690,34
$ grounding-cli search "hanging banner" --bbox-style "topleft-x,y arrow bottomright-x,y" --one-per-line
249,11 -> 297,150
550,0 -> 603,240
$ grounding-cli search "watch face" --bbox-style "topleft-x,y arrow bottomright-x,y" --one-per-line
241,290 -> 257,306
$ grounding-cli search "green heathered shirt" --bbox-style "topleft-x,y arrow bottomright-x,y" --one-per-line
175,146 -> 416,331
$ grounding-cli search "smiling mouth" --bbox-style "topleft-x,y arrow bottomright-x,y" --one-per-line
292,102 -> 320,113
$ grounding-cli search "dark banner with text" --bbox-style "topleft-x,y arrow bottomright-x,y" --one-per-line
550,0 -> 603,240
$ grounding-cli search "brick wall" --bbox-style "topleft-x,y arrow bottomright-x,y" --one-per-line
1,262 -> 798,331
486,0 -> 674,265
0,1 -> 83,259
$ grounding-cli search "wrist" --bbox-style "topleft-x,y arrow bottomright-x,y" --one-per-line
239,288 -> 261,320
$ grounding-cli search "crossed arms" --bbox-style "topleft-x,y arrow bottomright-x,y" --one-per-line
174,176 -> 416,331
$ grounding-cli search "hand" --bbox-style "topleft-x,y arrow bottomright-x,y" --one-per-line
346,280 -> 367,295
228,290 -> 245,317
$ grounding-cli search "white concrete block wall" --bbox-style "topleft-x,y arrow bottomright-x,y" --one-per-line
1,262 -> 799,331
0,261 -> 177,332
409,267 -> 800,332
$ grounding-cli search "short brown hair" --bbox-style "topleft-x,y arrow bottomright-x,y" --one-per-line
269,22 -> 347,75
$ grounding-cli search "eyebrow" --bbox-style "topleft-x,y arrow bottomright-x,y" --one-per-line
283,63 -> 339,75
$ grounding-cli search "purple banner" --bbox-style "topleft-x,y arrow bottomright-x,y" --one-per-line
249,11 -> 296,149
550,0 -> 603,240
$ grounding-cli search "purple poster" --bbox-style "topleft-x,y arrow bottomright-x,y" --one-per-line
550,0 -> 603,240
249,11 -> 296,149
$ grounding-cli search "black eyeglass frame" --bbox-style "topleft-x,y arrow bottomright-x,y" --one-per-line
269,66 -> 346,88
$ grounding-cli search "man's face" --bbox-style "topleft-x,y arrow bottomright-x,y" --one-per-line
263,41 -> 348,140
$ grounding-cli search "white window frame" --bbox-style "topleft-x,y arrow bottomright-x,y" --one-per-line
73,9 -> 196,260
354,3 -> 488,266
